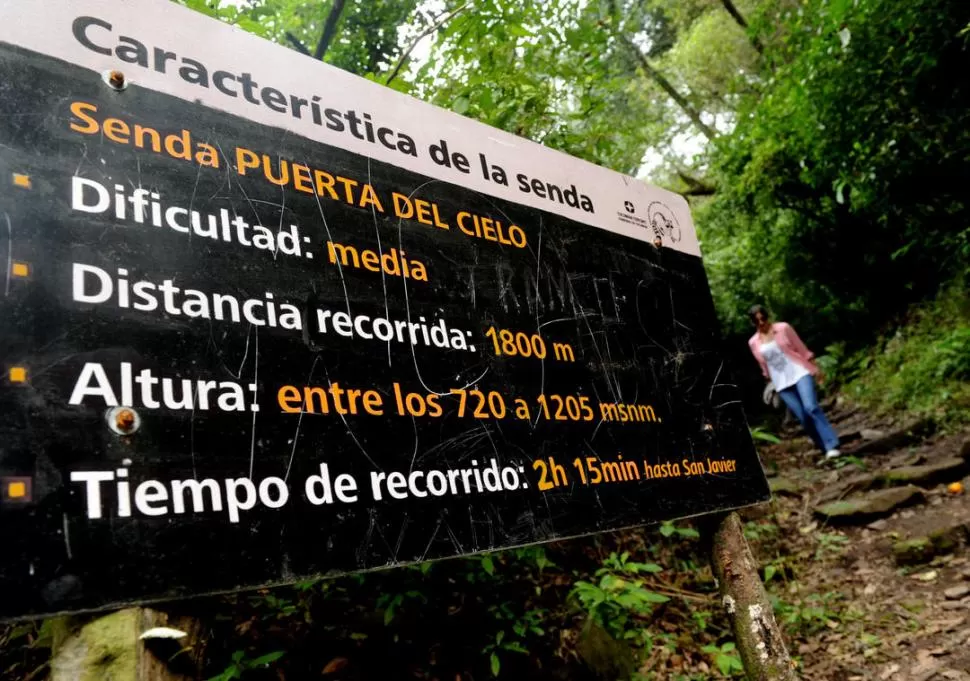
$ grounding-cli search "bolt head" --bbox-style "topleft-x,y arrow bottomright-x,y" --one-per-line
106,406 -> 140,435
103,69 -> 128,91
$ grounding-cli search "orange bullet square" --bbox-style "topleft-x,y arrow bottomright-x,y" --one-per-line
11,262 -> 29,277
2,477 -> 31,503
9,367 -> 26,383
12,173 -> 31,189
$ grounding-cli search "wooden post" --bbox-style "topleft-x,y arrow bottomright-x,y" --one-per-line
709,512 -> 798,681
51,607 -> 204,681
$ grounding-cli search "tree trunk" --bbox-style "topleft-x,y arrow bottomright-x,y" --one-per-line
314,0 -> 347,60
719,0 -> 765,54
618,34 -> 718,141
709,512 -> 798,681
51,607 -> 204,681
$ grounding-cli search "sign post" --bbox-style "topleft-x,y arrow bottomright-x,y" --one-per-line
0,0 -> 769,630
709,512 -> 798,681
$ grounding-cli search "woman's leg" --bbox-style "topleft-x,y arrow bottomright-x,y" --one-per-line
777,384 -> 824,451
794,375 -> 840,452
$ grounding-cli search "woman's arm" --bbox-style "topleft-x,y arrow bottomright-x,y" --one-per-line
784,323 -> 814,361
748,338 -> 770,378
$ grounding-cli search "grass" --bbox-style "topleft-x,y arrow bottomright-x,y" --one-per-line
823,280 -> 970,426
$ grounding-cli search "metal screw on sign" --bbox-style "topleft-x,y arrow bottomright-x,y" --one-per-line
107,406 -> 140,435
103,69 -> 128,91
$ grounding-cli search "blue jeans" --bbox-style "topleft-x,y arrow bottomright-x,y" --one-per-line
778,375 -> 840,452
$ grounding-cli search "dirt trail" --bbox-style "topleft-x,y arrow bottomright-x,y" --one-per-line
753,400 -> 970,681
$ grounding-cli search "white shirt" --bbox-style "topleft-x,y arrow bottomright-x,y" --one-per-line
760,340 -> 810,391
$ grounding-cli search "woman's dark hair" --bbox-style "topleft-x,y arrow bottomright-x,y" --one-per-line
748,304 -> 769,325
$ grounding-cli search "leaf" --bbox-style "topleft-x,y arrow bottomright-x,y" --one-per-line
322,657 -> 350,674
641,591 -> 671,604
482,555 -> 495,575
249,651 -> 285,667
452,96 -> 471,115
751,428 -> 782,444
764,565 -> 777,582
490,652 -> 501,676
505,23 -> 531,38
384,596 -> 399,626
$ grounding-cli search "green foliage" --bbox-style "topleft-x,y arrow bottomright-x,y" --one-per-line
571,552 -> 668,643
772,590 -> 843,637
207,649 -> 285,681
702,0 -> 970,345
376,589 -> 426,625
749,426 -> 781,444
701,641 -> 745,677
482,627 -> 531,677
814,532 -> 850,560
843,282 -> 970,422
831,454 -> 867,471
410,0 -> 672,173
743,520 -> 779,542
659,520 -> 701,540
174,0 -> 429,77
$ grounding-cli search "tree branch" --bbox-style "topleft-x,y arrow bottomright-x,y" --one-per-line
719,0 -> 764,54
314,0 -> 347,60
677,170 -> 717,196
617,33 -> 718,141
285,31 -> 311,56
682,185 -> 718,197
385,4 -> 468,86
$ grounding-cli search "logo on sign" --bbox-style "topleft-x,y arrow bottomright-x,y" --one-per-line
647,201 -> 682,244
623,201 -> 635,214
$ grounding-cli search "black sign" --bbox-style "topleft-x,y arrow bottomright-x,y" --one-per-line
0,33 -> 767,620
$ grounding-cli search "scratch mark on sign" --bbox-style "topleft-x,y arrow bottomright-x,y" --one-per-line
419,515 -> 443,562
283,354 -> 321,482
394,180 -> 490,395
562,267 -> 618,403
248,326 -> 259,479
321,360 -> 382,471
418,426 -> 486,468
3,212 -> 11,297
710,361 -> 725,401
62,513 -> 73,560
304,156 -> 352,317
634,278 -> 672,355
225,323 -> 253,380
533,216 -> 548,425
393,513 -> 409,561
442,517 -> 464,555
367,157 -> 393,368
358,510 -> 377,566
408,413 -> 419,473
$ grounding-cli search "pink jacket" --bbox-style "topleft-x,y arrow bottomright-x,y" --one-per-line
748,322 -> 819,379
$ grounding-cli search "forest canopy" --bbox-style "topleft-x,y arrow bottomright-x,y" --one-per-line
179,0 -> 970,349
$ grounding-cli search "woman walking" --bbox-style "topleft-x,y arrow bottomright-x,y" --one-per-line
747,305 -> 841,460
